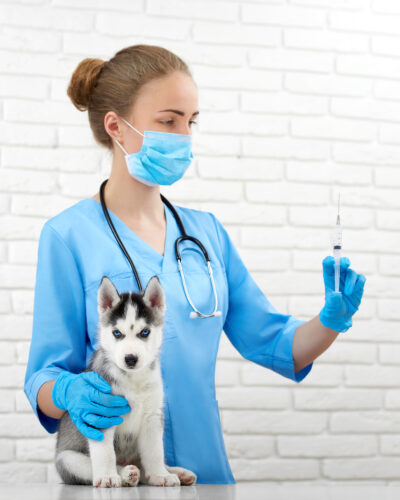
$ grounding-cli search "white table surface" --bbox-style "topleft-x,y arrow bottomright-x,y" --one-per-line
0,483 -> 400,500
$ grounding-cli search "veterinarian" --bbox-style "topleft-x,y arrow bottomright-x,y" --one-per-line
24,44 -> 367,485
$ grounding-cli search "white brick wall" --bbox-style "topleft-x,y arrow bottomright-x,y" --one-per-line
0,0 -> 399,486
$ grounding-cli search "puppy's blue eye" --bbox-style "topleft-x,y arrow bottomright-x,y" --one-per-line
140,328 -> 150,338
113,329 -> 122,338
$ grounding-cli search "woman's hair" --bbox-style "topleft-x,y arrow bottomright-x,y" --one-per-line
67,44 -> 193,150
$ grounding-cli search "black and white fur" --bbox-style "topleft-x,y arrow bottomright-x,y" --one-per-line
55,275 -> 196,487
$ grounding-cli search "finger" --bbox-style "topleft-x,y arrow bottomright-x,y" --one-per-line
324,291 -> 344,315
341,257 -> 351,270
92,390 -> 131,409
84,413 -> 123,429
90,399 -> 131,417
77,417 -> 104,441
344,268 -> 358,296
323,256 -> 351,276
349,274 -> 367,306
322,256 -> 351,292
83,371 -> 112,393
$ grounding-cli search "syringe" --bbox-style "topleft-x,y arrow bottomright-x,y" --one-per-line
333,193 -> 342,293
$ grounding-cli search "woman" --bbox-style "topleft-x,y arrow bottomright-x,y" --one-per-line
24,44 -> 366,485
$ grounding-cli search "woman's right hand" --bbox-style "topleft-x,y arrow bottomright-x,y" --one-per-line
52,370 -> 131,441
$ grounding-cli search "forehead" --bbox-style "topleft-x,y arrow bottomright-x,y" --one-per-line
108,293 -> 154,326
134,72 -> 198,112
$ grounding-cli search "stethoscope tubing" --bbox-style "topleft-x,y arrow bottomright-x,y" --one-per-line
99,178 -> 221,318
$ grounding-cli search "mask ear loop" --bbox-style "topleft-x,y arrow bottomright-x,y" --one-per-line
120,117 -> 145,137
113,116 -> 145,154
114,138 -> 128,155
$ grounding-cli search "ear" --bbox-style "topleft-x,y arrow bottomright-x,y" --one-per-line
142,275 -> 166,315
97,276 -> 120,315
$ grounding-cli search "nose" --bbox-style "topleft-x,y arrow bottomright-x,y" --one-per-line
125,354 -> 138,368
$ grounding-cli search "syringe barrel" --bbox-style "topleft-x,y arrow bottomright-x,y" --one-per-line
333,248 -> 341,292
333,224 -> 342,248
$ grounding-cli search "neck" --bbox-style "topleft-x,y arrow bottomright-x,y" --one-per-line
101,155 -> 164,222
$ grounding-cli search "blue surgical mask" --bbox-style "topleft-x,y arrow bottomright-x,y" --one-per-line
114,117 -> 194,187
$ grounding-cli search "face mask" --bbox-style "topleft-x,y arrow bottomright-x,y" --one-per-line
114,116 -> 194,187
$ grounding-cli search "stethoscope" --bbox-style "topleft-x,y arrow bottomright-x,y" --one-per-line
99,179 -> 222,319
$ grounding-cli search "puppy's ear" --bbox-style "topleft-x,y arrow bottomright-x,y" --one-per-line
98,276 -> 120,315
143,275 -> 166,316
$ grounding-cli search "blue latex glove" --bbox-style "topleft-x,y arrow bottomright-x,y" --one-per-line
319,256 -> 367,333
52,370 -> 131,441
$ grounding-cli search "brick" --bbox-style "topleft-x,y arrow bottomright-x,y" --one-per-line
194,22 -> 280,46
345,366 -> 400,387
278,435 -> 377,457
385,390 -> 400,409
249,48 -> 333,73
380,434 -> 400,455
323,457 -> 400,479
16,439 -> 55,462
216,387 -> 291,410
96,12 -> 190,40
231,457 -> 319,480
330,11 -> 400,35
0,343 -> 15,365
242,4 -> 326,27
379,344 -> 400,364
291,117 -> 375,142
225,434 -> 274,459
0,462 -> 46,482
285,72 -> 372,97
294,388 -> 381,410
223,409 -> 327,434
284,28 -> 368,52
331,411 -> 400,433
147,0 -> 239,22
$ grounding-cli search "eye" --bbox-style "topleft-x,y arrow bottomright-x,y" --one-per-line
112,329 -> 122,338
140,328 -> 150,338
161,120 -> 198,126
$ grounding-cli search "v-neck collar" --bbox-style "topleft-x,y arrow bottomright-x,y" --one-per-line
84,197 -> 175,275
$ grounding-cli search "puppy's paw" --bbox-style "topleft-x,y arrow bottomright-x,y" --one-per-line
166,465 -> 197,485
120,464 -> 140,487
93,473 -> 122,488
145,471 -> 180,486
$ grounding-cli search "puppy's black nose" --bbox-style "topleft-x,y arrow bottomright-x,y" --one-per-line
125,354 -> 138,368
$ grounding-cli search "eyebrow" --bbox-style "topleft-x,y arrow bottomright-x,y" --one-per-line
158,109 -> 200,117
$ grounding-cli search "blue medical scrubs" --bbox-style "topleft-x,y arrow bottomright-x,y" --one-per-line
24,198 -> 313,484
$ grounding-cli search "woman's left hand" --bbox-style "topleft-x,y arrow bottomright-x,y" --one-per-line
319,256 -> 367,333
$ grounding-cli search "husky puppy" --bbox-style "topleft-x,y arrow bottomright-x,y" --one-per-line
55,275 -> 197,487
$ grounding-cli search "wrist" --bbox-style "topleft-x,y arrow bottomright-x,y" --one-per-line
52,371 -> 73,410
317,312 -> 338,333
319,308 -> 350,333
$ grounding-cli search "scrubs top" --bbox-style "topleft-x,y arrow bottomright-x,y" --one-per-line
24,197 -> 313,484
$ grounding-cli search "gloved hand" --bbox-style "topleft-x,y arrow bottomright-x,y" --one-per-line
319,256 -> 366,333
52,370 -> 131,441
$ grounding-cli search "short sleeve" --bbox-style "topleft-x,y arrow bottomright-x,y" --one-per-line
24,222 -> 88,433
210,213 -> 313,383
